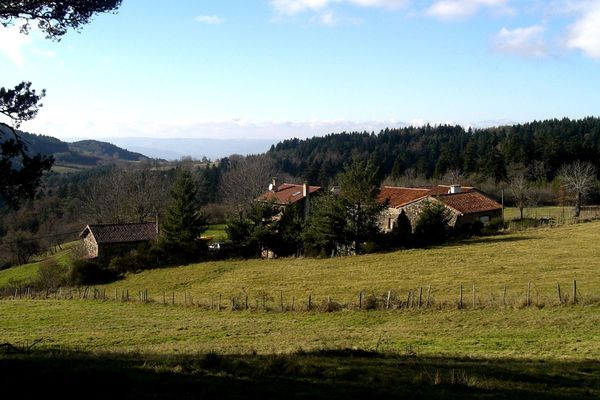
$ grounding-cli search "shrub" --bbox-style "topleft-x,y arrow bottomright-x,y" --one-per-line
413,201 -> 451,246
67,259 -> 118,286
34,259 -> 67,290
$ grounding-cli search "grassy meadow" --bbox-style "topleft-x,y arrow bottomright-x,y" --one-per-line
94,221 -> 600,308
2,220 -> 600,398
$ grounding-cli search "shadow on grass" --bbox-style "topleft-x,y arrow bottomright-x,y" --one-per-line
1,349 -> 598,399
447,234 -> 537,247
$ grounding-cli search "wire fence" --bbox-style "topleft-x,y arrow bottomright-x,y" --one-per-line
2,280 -> 597,312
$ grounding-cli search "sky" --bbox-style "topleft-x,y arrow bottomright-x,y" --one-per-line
1,0 -> 600,141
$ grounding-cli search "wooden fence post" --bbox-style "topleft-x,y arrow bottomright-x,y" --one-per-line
386,291 -> 391,310
557,283 -> 562,304
426,285 -> 431,308
418,287 -> 423,308
291,296 -> 295,311
459,285 -> 463,309
502,286 -> 506,306
308,294 -> 312,311
572,279 -> 577,304
359,291 -> 363,310
527,281 -> 531,307
218,294 -> 222,311
280,290 -> 284,312
472,284 -> 476,309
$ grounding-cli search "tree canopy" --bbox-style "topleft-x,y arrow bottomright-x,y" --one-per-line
0,0 -> 122,39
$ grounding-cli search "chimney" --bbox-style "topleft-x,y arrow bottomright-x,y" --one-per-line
303,183 -> 310,219
155,213 -> 160,237
449,185 -> 462,194
272,177 -> 277,191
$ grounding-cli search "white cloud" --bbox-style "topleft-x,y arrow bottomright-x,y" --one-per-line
0,25 -> 32,65
565,1 -> 600,59
270,0 -> 408,15
426,0 -> 509,20
494,25 -> 547,58
195,15 -> 225,24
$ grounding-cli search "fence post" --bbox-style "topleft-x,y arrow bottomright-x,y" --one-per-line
359,291 -> 363,310
459,285 -> 463,309
572,279 -> 577,304
426,285 -> 431,308
172,291 -> 175,305
418,287 -> 423,308
218,294 -> 222,311
291,296 -> 295,311
527,281 -> 531,307
557,283 -> 562,304
308,294 -> 312,311
386,291 -> 391,310
280,290 -> 284,312
502,286 -> 506,306
472,284 -> 476,309
245,294 -> 249,310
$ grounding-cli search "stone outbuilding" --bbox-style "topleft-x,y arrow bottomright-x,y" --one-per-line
79,222 -> 158,262
256,179 -> 322,219
378,185 -> 503,232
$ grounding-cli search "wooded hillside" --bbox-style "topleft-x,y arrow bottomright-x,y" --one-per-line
269,117 -> 600,186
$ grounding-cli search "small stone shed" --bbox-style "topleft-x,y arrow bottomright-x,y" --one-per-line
79,222 -> 158,262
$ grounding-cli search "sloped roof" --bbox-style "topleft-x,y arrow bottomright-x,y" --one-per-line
80,222 -> 158,244
257,183 -> 322,205
379,185 -> 474,208
435,191 -> 503,215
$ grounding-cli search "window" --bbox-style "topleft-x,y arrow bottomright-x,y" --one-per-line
480,215 -> 490,225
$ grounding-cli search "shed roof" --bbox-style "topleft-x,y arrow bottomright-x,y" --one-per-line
80,222 -> 158,244
378,185 -> 474,208
435,191 -> 503,215
257,183 -> 322,205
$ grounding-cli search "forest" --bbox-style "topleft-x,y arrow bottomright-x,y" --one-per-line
268,117 -> 600,187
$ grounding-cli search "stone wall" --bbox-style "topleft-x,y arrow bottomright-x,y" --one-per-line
82,235 -> 98,258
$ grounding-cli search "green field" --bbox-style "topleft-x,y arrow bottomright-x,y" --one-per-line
2,222 -> 600,398
0,243 -> 75,287
94,221 -> 600,308
503,206 -> 600,222
203,224 -> 227,241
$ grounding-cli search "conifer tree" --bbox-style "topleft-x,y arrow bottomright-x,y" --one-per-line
162,168 -> 208,246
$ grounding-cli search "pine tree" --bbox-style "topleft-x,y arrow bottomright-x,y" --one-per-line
162,168 -> 208,245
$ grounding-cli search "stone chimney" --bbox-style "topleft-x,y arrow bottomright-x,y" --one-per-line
271,177 -> 277,191
449,185 -> 462,194
303,183 -> 310,219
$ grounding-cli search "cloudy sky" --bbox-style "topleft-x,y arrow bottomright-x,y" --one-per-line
1,0 -> 600,140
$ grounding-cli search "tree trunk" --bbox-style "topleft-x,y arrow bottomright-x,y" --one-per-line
519,205 -> 524,220
575,192 -> 582,217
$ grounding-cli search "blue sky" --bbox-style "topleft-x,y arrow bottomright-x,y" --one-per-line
1,0 -> 600,140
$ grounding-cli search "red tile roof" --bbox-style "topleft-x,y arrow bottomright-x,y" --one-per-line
257,183 -> 322,205
378,185 -> 474,208
80,222 -> 158,244
435,191 -> 503,215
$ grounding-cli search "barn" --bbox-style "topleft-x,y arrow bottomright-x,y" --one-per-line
79,222 -> 158,262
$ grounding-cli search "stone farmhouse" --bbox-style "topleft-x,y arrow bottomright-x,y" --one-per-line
256,179 -> 322,219
378,185 -> 503,232
79,222 -> 158,262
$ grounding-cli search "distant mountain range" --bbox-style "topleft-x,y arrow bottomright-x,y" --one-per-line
2,125 -> 279,167
102,137 -> 277,160
0,126 -> 148,167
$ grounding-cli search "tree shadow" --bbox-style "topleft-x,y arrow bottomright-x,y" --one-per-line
1,349 -> 598,399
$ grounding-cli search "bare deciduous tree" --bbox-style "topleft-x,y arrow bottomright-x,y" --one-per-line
80,166 -> 171,223
507,164 -> 531,220
218,155 -> 279,214
558,161 -> 597,218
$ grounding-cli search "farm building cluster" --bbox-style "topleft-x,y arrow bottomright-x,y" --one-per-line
79,180 -> 502,260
